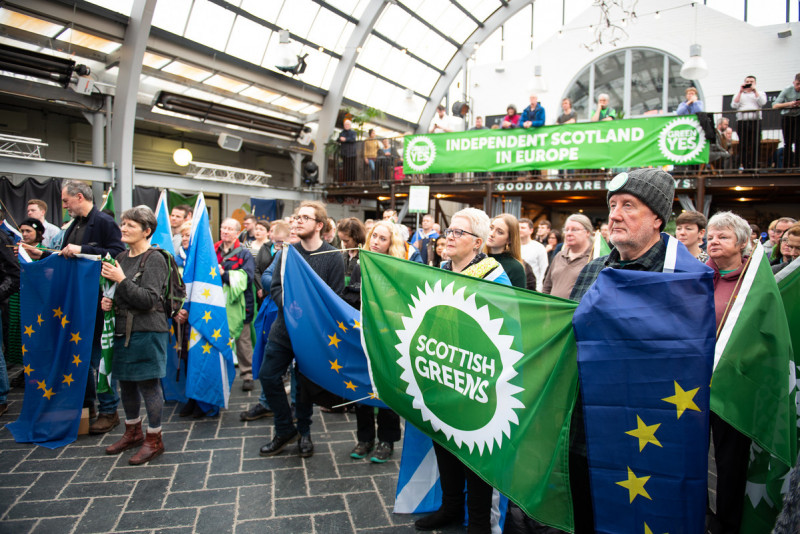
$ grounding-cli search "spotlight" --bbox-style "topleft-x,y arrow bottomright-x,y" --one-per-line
173,147 -> 193,166
302,159 -> 319,185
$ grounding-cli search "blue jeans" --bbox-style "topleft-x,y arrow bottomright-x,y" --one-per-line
258,337 -> 312,437
84,336 -> 119,414
0,310 -> 8,405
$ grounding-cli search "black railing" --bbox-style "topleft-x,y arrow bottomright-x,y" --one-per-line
324,109 -> 799,186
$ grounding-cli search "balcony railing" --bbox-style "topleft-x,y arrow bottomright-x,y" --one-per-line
325,109 -> 799,186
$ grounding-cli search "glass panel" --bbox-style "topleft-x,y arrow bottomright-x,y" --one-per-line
307,8 -> 348,52
226,15 -> 271,65
184,0 -> 236,51
629,49 -> 666,116
58,28 -> 121,53
324,0 -> 370,20
0,9 -> 64,38
273,95 -> 311,112
143,52 -> 171,69
239,0 -> 281,22
357,35 -> 393,73
203,74 -> 250,93
240,85 -> 279,103
183,88 -> 226,103
422,3 -> 476,43
141,76 -> 191,96
564,65 -> 591,120
292,50 -> 330,87
667,58 -> 698,114
161,60 -> 213,82
83,0 -> 134,16
321,57 -> 339,89
220,98 -> 261,113
500,5 -> 532,63
299,103 -> 321,115
411,29 -> 457,69
592,52 -> 626,116
276,0 -> 318,39
152,0 -> 193,36
344,69 -> 375,104
455,0 -> 501,22
373,5 -> 411,43
532,0 -> 562,49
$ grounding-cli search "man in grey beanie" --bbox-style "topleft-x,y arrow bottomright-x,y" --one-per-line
561,167 -> 676,533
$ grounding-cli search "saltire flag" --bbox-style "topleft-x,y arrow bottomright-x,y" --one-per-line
591,230 -> 611,259
722,249 -> 797,533
182,193 -> 235,409
17,242 -> 32,264
395,423 -> 442,514
252,295 -> 279,379
152,191 -> 187,403
282,245 -> 385,408
573,234 -> 716,534
6,255 -> 101,448
359,250 -> 578,531
2,219 -> 21,243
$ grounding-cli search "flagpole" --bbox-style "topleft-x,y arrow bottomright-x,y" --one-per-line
311,247 -> 361,255
0,197 -> 21,230
332,395 -> 377,408
716,252 -> 755,339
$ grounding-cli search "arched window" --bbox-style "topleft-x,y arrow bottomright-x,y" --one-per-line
564,47 -> 702,120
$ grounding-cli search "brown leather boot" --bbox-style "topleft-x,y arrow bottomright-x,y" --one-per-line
105,421 -> 144,455
129,431 -> 164,465
89,412 -> 120,434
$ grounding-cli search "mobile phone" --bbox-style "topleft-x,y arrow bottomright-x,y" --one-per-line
743,83 -> 752,89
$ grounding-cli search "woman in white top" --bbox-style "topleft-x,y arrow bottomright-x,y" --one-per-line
731,75 -> 767,170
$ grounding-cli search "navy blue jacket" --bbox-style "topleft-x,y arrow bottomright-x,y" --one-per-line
519,103 -> 546,128
58,206 -> 124,257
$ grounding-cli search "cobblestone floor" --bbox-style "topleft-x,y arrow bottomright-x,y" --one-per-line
0,371 -> 462,534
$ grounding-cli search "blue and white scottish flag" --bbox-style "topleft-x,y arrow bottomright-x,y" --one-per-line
182,193 -> 235,408
6,255 -> 100,448
152,190 -> 186,403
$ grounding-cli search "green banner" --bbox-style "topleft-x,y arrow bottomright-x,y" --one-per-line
403,115 -> 709,173
360,251 -> 579,531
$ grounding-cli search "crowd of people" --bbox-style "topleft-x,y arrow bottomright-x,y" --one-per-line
1,173 -> 799,532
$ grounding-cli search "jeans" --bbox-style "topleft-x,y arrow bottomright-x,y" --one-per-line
84,336 -> 119,414
258,337 -> 312,437
257,365 -> 295,410
0,310 -> 8,404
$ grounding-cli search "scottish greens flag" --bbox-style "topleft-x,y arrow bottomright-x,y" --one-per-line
360,251 -> 578,532
717,249 -> 797,533
182,193 -> 235,409
282,245 -> 385,408
573,235 -> 716,534
7,255 -> 100,448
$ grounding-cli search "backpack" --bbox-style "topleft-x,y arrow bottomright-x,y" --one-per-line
120,247 -> 187,346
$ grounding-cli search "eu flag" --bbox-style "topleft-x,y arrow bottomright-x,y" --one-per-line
182,193 -> 235,408
282,246 -> 385,408
573,235 -> 716,534
152,191 -> 186,403
6,255 -> 100,448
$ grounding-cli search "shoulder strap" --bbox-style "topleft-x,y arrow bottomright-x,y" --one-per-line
461,257 -> 500,279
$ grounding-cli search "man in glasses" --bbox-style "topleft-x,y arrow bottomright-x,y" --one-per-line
258,201 -> 345,459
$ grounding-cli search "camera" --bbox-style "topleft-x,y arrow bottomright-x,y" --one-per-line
743,83 -> 752,89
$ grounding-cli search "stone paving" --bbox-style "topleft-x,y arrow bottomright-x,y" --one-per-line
0,371 -> 463,534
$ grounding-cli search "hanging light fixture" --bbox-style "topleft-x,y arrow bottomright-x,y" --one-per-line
173,136 -> 192,167
680,4 -> 708,80
530,65 -> 548,93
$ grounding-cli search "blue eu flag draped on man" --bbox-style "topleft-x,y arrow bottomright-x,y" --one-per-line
7,255 -> 101,448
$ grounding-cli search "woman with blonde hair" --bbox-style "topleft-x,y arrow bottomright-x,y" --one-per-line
484,213 -> 526,288
340,219 -> 422,463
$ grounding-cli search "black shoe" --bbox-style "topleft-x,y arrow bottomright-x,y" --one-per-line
192,403 -> 207,418
414,508 -> 462,531
179,399 -> 196,417
242,379 -> 254,391
0,403 -> 7,417
350,441 -> 374,459
240,404 -> 273,421
259,431 -> 299,456
370,441 -> 393,463
298,434 -> 314,458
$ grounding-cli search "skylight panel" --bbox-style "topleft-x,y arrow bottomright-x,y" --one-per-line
226,15 -> 271,65
184,0 -> 236,52
455,0 -> 501,21
0,9 -> 64,38
239,0 -> 281,23
272,95 -> 310,112
183,88 -> 226,103
161,60 -> 213,82
276,0 -> 318,39
373,5 -> 412,42
344,69 -> 374,104
240,85 -> 280,104
294,51 -> 330,87
203,74 -> 250,93
307,8 -> 348,52
142,52 -> 171,69
152,0 -> 193,36
58,28 -> 121,54
83,0 -> 134,16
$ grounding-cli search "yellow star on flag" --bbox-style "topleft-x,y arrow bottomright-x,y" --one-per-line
53,307 -> 63,318
190,329 -> 199,342
209,267 -> 217,279
625,415 -> 663,452
24,325 -> 34,337
337,321 -> 348,333
70,332 -> 82,345
36,379 -> 46,391
329,359 -> 343,373
21,345 -> 28,356
72,354 -> 82,366
202,311 -> 212,323
170,324 -> 175,336
212,329 -> 221,341
643,522 -> 667,534
201,288 -> 211,299
328,333 -> 341,348
616,466 -> 652,503
43,387 -> 55,400
173,341 -> 181,351
662,381 -> 701,419
228,338 -> 235,348
353,320 -> 361,329
344,380 -> 357,391
369,392 -> 378,399
61,315 -> 70,328
62,374 -> 74,386
23,364 -> 33,376
36,314 -> 44,326
202,342 -> 212,354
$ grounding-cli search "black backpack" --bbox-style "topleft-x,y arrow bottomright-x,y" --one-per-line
120,247 -> 187,346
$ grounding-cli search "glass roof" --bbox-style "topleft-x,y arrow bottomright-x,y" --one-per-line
0,0 -> 794,139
